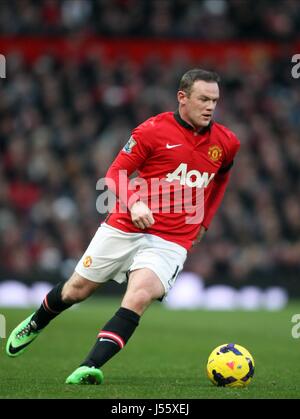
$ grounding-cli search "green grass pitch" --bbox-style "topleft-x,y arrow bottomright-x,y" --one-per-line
1,299 -> 300,399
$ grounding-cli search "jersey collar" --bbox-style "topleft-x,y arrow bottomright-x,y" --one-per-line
173,110 -> 212,134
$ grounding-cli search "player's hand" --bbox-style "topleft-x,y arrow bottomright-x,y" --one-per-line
192,226 -> 206,246
130,201 -> 155,230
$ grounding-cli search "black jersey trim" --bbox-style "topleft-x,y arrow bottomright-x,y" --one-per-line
173,110 -> 212,133
219,161 -> 234,173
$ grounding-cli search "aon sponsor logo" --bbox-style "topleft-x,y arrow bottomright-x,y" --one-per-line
166,163 -> 215,188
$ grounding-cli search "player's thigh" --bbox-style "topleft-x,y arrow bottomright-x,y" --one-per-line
128,236 -> 187,296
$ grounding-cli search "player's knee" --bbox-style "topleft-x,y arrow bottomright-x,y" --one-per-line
136,288 -> 153,307
124,288 -> 153,314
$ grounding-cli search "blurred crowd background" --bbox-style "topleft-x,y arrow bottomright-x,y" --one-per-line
0,0 -> 300,296
0,0 -> 299,39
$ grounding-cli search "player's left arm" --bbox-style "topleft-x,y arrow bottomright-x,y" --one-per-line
200,133 -> 240,233
192,225 -> 207,246
192,169 -> 231,246
200,168 -> 231,231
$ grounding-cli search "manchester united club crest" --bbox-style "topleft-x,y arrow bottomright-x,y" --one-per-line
83,255 -> 92,268
208,145 -> 223,162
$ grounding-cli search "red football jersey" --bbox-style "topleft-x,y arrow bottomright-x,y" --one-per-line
105,111 -> 240,250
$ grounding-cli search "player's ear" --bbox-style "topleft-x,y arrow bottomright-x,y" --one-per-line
177,90 -> 187,105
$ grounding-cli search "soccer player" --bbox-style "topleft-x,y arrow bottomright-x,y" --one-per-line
6,69 -> 240,384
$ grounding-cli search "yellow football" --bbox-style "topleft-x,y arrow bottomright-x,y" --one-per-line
207,343 -> 255,387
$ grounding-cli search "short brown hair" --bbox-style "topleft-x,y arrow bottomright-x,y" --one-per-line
179,69 -> 221,96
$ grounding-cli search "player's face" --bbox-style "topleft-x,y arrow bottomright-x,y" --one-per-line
178,80 -> 219,129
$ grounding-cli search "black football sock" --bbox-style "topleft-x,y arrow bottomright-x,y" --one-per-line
31,282 -> 73,331
81,307 -> 140,368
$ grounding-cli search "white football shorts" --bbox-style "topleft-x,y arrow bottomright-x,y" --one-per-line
75,223 -> 187,295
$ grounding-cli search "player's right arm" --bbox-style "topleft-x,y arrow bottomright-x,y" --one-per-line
130,200 -> 155,230
105,124 -> 155,229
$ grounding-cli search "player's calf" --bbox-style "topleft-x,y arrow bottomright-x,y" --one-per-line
66,306 -> 140,384
6,273 -> 99,358
61,272 -> 100,304
31,273 -> 99,331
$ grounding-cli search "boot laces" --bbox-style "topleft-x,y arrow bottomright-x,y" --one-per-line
16,321 -> 36,339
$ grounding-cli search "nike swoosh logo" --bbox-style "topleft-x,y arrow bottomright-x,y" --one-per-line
166,143 -> 182,149
100,338 -> 119,345
8,340 -> 33,354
